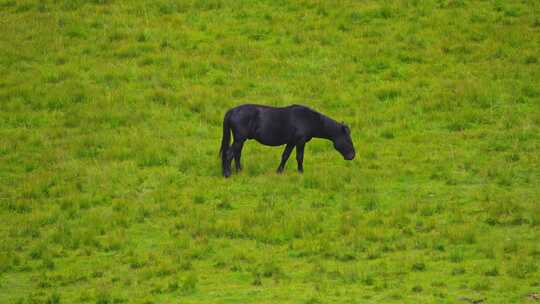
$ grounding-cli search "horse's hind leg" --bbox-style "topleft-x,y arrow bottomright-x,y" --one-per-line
224,148 -> 233,177
233,139 -> 245,172
296,142 -> 305,173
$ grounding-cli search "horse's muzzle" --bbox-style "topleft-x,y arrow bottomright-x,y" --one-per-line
344,152 -> 355,160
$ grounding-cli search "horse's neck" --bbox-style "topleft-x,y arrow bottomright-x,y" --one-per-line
315,115 -> 339,140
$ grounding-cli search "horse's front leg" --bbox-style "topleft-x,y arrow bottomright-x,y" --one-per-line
296,141 -> 305,173
277,143 -> 294,173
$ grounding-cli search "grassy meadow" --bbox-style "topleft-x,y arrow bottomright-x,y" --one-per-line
1,0 -> 539,303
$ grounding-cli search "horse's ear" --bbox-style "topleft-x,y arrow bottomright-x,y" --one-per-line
341,124 -> 350,134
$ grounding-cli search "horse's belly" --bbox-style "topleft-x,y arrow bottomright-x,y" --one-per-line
253,138 -> 285,146
252,129 -> 290,146
250,115 -> 293,146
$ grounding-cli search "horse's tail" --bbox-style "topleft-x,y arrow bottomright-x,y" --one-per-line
219,110 -> 232,171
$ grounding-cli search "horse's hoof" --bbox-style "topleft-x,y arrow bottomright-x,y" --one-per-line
223,171 -> 231,178
276,168 -> 284,174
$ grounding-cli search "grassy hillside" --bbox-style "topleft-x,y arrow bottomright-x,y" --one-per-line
1,0 -> 539,303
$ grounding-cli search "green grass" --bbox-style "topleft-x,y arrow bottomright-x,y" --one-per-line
1,0 -> 539,303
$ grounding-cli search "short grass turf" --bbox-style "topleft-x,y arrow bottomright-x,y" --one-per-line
1,0 -> 539,303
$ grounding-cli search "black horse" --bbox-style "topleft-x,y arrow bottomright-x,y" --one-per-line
219,104 -> 355,177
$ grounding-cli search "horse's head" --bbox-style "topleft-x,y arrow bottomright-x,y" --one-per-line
333,123 -> 355,160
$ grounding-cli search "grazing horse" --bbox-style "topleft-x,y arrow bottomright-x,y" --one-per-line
219,104 -> 355,177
